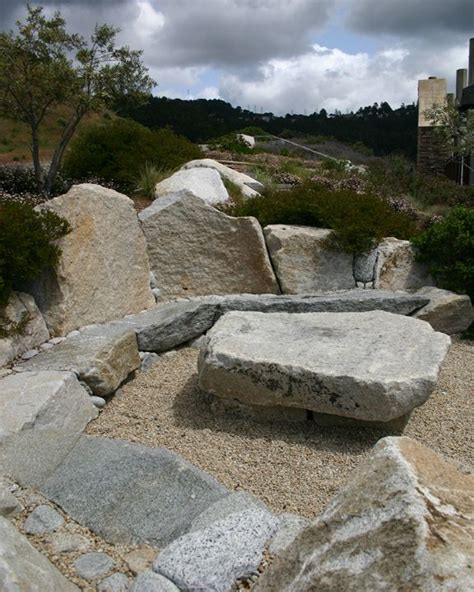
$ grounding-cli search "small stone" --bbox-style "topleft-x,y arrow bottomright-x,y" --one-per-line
151,288 -> 161,302
162,350 -> 177,358
130,571 -> 179,592
91,396 -> 107,409
40,342 -> 55,351
140,352 -> 160,372
0,368 -> 12,379
21,348 -> 39,360
124,547 -> 157,575
49,337 -> 65,345
75,552 -> 114,580
0,490 -> 22,517
97,572 -> 130,592
46,532 -> 91,553
353,248 -> 378,285
24,505 -> 64,534
67,330 -> 81,338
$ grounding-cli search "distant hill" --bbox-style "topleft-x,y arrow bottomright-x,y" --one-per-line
118,97 -> 418,160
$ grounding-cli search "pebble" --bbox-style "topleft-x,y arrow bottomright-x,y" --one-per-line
140,353 -> 160,372
91,396 -> 107,409
67,330 -> 81,338
23,505 -> 64,534
97,572 -> 130,592
46,532 -> 91,553
74,552 -> 114,580
21,348 -> 39,360
124,547 -> 157,575
0,491 -> 22,517
39,342 -> 55,351
130,571 -> 179,592
0,368 -> 13,378
49,337 -> 65,345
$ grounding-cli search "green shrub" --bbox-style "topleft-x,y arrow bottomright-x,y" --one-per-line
63,118 -> 201,192
413,207 -> 474,299
0,202 -> 71,307
134,163 -> 173,200
225,181 -> 416,254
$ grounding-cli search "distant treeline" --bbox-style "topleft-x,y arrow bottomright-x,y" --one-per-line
117,97 -> 418,159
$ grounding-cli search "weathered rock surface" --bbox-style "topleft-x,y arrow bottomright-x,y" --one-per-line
154,508 -> 278,592
27,184 -> 154,336
414,286 -> 474,334
0,516 -> 80,591
0,292 -> 49,367
139,191 -> 279,299
113,300 -> 217,352
16,324 -> 140,396
154,167 -> 229,204
374,237 -> 433,290
0,371 -> 97,486
98,572 -> 130,592
198,311 -> 451,422
255,437 -> 474,592
264,225 -> 354,293
24,504 -> 64,534
182,158 -> 263,197
353,248 -> 378,285
189,491 -> 268,532
41,436 -> 228,547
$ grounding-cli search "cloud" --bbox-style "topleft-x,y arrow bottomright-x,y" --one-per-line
347,0 -> 474,38
218,43 -> 435,114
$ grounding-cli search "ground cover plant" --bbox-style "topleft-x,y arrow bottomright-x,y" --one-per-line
224,181 -> 417,255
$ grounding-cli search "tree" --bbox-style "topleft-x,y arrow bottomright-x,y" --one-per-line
424,104 -> 474,158
0,5 -> 154,195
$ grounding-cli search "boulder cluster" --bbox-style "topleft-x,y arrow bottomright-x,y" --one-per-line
1,160 -> 473,591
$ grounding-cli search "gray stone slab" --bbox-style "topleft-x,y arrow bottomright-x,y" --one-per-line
131,571 -> 179,592
112,301 -> 218,352
214,290 -> 429,317
189,491 -> 268,532
198,311 -> 451,423
41,436 -> 228,547
98,572 -> 130,592
15,324 -> 140,396
74,552 -> 114,580
154,508 -> 279,592
24,504 -> 64,534
0,371 -> 97,487
0,516 -> 79,591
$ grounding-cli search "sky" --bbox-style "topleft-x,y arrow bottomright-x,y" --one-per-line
1,1 -> 473,115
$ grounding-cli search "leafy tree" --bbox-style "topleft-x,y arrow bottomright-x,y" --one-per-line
0,5 -> 154,195
424,104 -> 474,158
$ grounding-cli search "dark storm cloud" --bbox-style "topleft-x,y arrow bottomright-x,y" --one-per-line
348,0 -> 474,37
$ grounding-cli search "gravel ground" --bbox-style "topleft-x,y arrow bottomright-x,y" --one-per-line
87,339 -> 473,518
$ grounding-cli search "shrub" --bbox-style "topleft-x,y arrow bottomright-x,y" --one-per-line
0,165 -> 70,197
62,118 -> 201,192
0,202 -> 71,307
134,163 -> 173,200
413,207 -> 474,299
225,181 -> 416,254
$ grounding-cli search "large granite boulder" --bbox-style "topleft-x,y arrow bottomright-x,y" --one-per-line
0,371 -> 97,486
0,517 -> 80,591
255,437 -> 474,592
182,159 -> 263,197
139,191 -> 279,299
264,225 -> 354,293
16,324 -> 140,396
414,286 -> 474,334
374,237 -> 433,290
198,310 -> 451,423
41,436 -> 228,547
27,184 -> 154,336
155,168 -> 229,204
0,292 -> 49,367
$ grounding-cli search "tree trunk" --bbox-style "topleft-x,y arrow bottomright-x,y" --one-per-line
30,121 -> 45,194
45,111 -> 84,196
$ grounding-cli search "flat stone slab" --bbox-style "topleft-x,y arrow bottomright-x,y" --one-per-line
154,508 -> 278,592
198,311 -> 451,423
0,371 -> 97,486
113,300 -> 218,352
41,436 -> 228,547
154,167 -> 229,205
414,287 -> 474,334
16,324 -> 140,396
0,516 -> 79,591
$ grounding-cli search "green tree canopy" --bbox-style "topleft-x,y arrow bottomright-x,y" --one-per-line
0,5 -> 154,194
